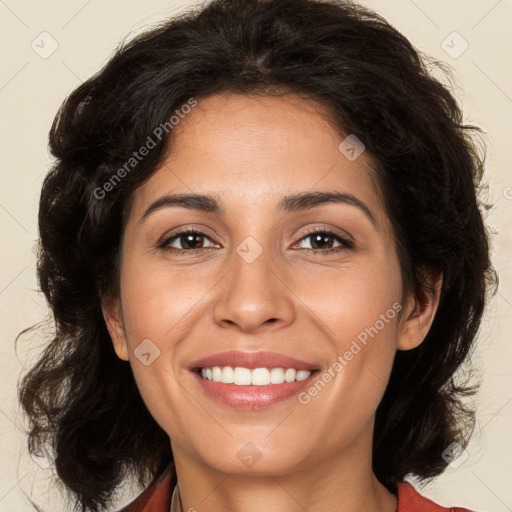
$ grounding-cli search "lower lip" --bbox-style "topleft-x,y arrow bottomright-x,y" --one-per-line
191,370 -> 319,409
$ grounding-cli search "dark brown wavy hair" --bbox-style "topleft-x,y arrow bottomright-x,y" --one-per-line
17,0 -> 497,510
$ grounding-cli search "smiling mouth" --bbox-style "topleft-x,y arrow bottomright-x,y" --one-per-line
193,366 -> 320,385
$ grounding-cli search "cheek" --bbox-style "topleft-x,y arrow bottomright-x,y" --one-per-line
297,252 -> 402,343
297,254 -> 402,401
120,260 -> 213,345
299,303 -> 400,452
117,259 -> 217,432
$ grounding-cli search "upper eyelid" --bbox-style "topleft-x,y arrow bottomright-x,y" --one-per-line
161,229 -> 218,249
160,225 -> 218,245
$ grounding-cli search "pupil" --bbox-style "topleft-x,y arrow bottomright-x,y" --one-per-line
184,234 -> 202,249
313,234 -> 331,249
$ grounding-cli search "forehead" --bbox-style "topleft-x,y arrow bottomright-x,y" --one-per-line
129,92 -> 385,223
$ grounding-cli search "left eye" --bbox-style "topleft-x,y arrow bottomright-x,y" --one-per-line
295,230 -> 352,252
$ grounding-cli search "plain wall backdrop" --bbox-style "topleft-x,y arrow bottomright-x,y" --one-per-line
1,0 -> 511,510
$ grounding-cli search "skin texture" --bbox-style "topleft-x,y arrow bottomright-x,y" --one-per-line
103,92 -> 442,512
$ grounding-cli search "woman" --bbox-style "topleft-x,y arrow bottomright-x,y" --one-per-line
18,0 -> 497,511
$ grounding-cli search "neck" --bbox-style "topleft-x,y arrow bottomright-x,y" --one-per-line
171,426 -> 397,512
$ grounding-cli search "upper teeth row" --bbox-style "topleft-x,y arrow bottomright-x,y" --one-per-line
200,367 -> 312,385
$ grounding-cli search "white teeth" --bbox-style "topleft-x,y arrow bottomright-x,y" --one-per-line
222,366 -> 234,383
284,368 -> 296,382
212,366 -> 222,382
270,368 -> 285,384
295,370 -> 311,381
251,368 -> 271,386
199,366 -> 312,385
233,367 -> 252,385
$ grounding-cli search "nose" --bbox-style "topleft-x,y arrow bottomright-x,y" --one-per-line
212,243 -> 296,333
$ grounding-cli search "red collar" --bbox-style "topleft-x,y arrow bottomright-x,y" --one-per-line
117,464 -> 473,512
117,464 -> 175,512
397,481 -> 473,512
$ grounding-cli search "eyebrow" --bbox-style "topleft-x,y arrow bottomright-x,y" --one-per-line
140,191 -> 376,226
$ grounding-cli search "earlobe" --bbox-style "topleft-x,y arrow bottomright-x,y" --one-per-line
397,268 -> 443,351
102,298 -> 130,361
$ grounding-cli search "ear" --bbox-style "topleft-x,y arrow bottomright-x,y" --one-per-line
397,267 -> 443,351
102,296 -> 129,361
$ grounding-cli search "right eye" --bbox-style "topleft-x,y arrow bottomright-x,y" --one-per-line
160,230 -> 217,254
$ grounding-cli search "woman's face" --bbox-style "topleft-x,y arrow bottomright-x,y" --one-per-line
104,92 -> 436,478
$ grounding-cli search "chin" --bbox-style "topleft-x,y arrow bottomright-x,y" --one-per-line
192,439 -> 307,477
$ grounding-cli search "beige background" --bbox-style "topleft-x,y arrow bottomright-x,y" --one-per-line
1,0 -> 511,511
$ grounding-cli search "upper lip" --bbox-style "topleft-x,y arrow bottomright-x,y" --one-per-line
188,350 -> 320,371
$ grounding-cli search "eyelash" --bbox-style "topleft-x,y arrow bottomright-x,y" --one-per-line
159,227 -> 354,255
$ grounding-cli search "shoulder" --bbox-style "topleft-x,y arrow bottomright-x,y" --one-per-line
116,464 -> 175,512
397,482 -> 476,512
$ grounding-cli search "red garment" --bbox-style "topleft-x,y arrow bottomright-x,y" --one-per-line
117,464 -> 474,512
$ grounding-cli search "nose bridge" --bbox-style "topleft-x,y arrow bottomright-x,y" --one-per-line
212,235 -> 295,331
